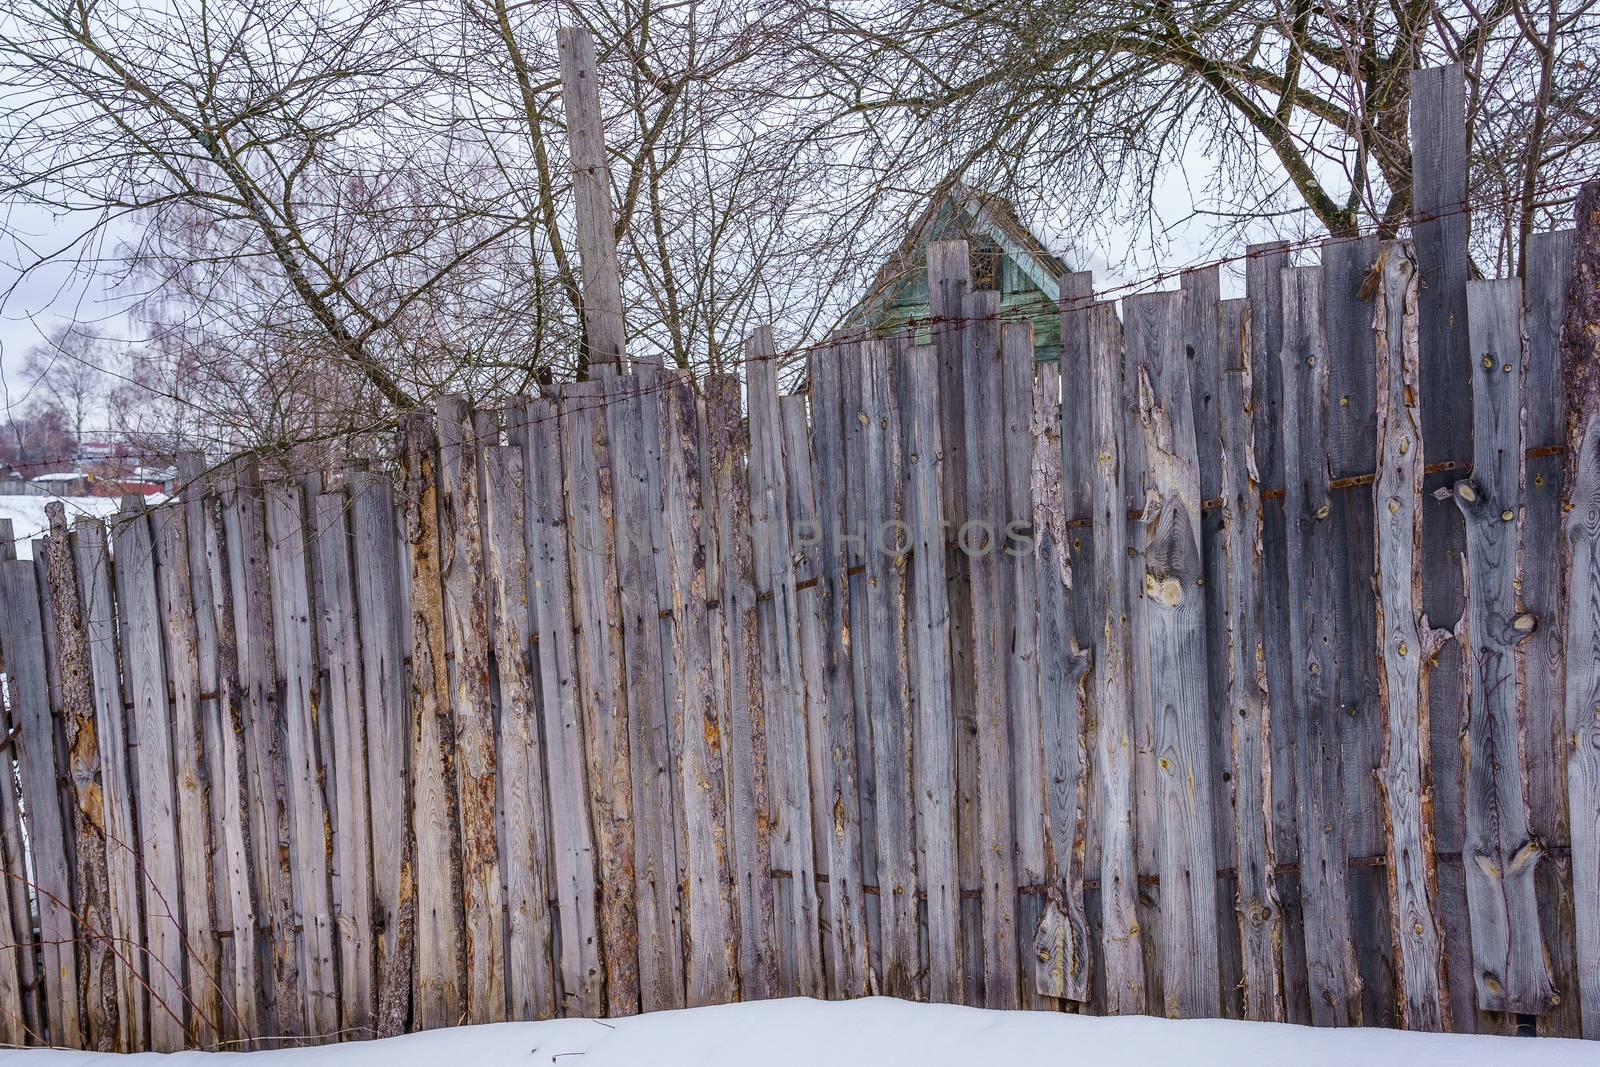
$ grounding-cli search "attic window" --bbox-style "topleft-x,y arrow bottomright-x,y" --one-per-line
971,245 -> 1001,290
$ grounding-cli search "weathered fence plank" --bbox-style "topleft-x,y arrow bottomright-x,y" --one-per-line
436,396 -> 508,1024
1126,291 -> 1222,1019
706,377 -> 780,1001
1212,295 -> 1285,1022
659,371 -> 741,1005
858,336 -> 919,997
1559,182 -> 1600,1041
800,338 -> 868,998
311,492 -> 377,1032
1086,298 -> 1144,1014
43,507 -> 117,1048
560,380 -> 640,1017
1523,228 -> 1582,1039
749,330 -> 825,998
152,505 -> 223,1045
1411,62 -> 1490,1034
520,397 -> 604,1016
482,445 -> 559,1020
1278,267 -> 1363,1026
1456,279 -> 1556,1015
346,473 -> 409,1025
263,484 -> 340,1037
0,521 -> 43,1046
605,370 -> 687,1013
109,510 -> 183,1048
1372,243 -> 1451,1032
399,414 -> 466,1030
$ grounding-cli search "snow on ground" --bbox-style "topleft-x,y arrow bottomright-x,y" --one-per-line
0,997 -> 1591,1065
0,496 -> 160,558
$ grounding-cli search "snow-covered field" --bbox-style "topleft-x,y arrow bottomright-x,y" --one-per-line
0,495 -> 157,557
0,997 -> 1590,1065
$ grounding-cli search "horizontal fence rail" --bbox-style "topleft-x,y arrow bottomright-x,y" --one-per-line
1,65 -> 1598,1050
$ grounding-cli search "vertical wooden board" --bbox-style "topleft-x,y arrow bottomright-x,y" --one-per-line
42,511 -> 117,1049
521,399 -> 604,1016
2,558 -> 83,1047
151,505 -> 224,1044
190,495 -> 263,1045
961,291 -> 1018,1009
222,459 -> 299,1036
801,340 -> 869,998
1456,279 -> 1556,1015
0,766 -> 23,1047
1321,236 -> 1395,1027
263,484 -> 340,1037
1410,63 -> 1488,1034
0,517 -> 42,1044
837,334 -> 879,977
707,378 -> 780,1001
1278,267 -> 1364,1026
176,455 -> 240,1042
1213,296 -> 1285,1022
859,336 -> 919,998
1125,291 -> 1223,1019
1372,243 -> 1450,1032
347,472 -> 410,1017
898,342 -> 963,1003
436,395 -> 508,1024
929,242 -> 983,1004
748,332 -> 824,998
1563,412 -> 1600,1041
658,373 -> 740,1006
603,372 -> 686,1013
1182,268 -> 1242,1018
1245,241 -> 1310,1023
560,381 -> 640,1017
1523,229 -> 1582,1037
108,513 -> 186,1049
999,322 -> 1049,1011
311,491 -> 377,1032
481,446 -> 559,1020
1086,299 -> 1144,1014
399,413 -> 466,1030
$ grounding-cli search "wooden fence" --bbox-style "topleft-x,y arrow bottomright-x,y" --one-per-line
1,64 -> 1598,1050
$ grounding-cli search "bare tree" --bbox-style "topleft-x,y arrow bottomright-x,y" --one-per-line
19,325 -> 115,444
797,0 -> 1600,274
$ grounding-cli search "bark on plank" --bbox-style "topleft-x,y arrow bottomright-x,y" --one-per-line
560,380 -> 640,1017
43,506 -> 117,1048
436,395 -> 508,1024
521,398 -> 604,1016
1371,243 -> 1452,1032
1278,267 -> 1364,1026
399,413 -> 466,1030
